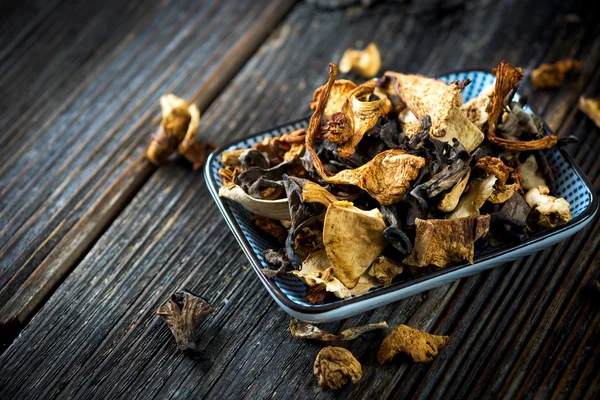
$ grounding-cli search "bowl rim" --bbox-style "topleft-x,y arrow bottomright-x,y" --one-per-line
204,69 -> 599,315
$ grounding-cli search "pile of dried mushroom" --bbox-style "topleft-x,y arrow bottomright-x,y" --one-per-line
218,61 -> 576,304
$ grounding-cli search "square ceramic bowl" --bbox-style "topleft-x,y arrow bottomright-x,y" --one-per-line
205,70 -> 598,323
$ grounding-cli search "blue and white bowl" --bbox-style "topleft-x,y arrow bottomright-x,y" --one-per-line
205,70 -> 598,323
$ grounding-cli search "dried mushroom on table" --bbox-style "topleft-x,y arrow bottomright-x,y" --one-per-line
219,61 -> 575,304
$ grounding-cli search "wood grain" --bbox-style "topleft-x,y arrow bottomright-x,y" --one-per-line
0,0 -> 297,330
1,0 -> 599,399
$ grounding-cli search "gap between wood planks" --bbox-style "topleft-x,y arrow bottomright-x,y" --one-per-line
0,0 -> 298,352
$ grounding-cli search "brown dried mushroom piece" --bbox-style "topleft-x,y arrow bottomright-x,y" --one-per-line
339,42 -> 382,78
403,216 -> 490,267
251,216 -> 287,244
531,59 -> 582,89
488,62 -> 560,151
156,290 -> 215,356
291,250 -> 381,299
311,79 -> 358,120
221,149 -> 245,166
326,80 -> 391,158
302,181 -> 339,207
368,256 -> 404,286
314,346 -> 362,390
377,324 -> 449,364
525,186 -> 571,228
579,96 -> 600,128
324,201 -> 387,288
460,85 -> 494,130
384,71 -> 484,151
290,319 -> 388,344
306,64 -> 425,205
219,165 -> 242,188
476,157 -> 511,187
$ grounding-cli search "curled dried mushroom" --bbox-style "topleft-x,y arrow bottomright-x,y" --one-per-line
219,185 -> 290,220
156,290 -> 215,356
525,186 -> 571,228
314,346 -> 362,390
339,42 -> 381,78
377,324 -> 449,364
290,319 -> 388,344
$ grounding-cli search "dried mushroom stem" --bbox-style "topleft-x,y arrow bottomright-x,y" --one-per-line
290,319 -> 388,344
314,347 -> 362,390
156,290 -> 215,356
377,324 -> 449,364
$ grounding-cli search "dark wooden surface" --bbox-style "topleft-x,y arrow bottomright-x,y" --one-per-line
0,0 -> 599,398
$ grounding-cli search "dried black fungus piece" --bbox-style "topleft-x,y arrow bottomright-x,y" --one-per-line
290,319 -> 388,344
262,248 -> 292,278
156,290 -> 215,357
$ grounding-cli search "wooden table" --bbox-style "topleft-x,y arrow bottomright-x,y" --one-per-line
1,0 -> 599,398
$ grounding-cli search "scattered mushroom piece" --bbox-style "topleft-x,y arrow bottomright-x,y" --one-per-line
218,185 -> 290,220
525,186 -> 571,228
339,42 -> 382,78
579,96 -> 600,128
384,71 -> 484,152
326,80 -> 391,158
446,175 -> 497,219
290,319 -> 388,344
314,347 -> 363,390
156,290 -> 215,356
438,168 -> 471,212
324,201 -> 387,288
403,216 -> 490,267
377,324 -> 449,364
531,59 -> 582,88
368,256 -> 404,286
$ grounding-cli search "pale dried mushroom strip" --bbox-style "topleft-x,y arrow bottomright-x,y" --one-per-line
302,181 -> 338,207
339,43 -> 382,78
403,216 -> 490,267
579,96 -> 600,128
218,185 -> 290,220
438,168 -> 471,212
306,65 -> 425,205
377,324 -> 449,364
525,186 -> 571,228
290,319 -> 388,344
314,347 -> 362,390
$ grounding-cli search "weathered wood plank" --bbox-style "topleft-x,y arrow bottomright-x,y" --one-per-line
1,1 -> 599,399
0,0 -> 297,332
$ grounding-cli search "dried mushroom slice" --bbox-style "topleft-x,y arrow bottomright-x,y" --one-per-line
438,168 -> 471,212
290,319 -> 388,344
446,175 -> 497,219
323,201 -> 387,288
221,149 -> 245,166
218,185 -> 290,220
156,290 -> 215,356
579,96 -> 600,128
403,216 -> 490,267
531,59 -> 582,88
368,256 -> 404,286
291,250 -> 381,299
525,186 -> 571,228
384,71 -> 484,151
461,85 -> 493,130
314,347 -> 362,390
326,80 -> 391,158
520,154 -> 548,190
377,324 -> 449,364
488,62 -> 561,151
475,157 -> 511,187
302,181 -> 338,207
306,65 -> 425,205
339,43 -> 382,78
310,79 -> 358,120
